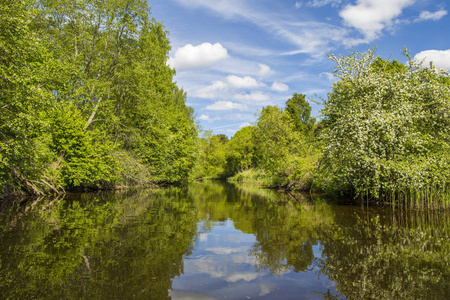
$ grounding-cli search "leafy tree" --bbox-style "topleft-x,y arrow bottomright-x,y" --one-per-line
285,93 -> 315,135
253,106 -> 303,177
224,126 -> 255,176
319,49 -> 450,204
0,0 -> 62,194
0,0 -> 199,196
191,133 -> 227,178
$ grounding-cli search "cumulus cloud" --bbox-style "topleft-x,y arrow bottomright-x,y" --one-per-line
168,43 -> 229,70
205,101 -> 249,111
414,49 -> 450,70
194,81 -> 227,98
271,81 -> 289,92
226,75 -> 265,88
258,64 -> 274,77
234,92 -> 270,102
193,75 -> 265,99
415,10 -> 447,22
339,0 -> 415,41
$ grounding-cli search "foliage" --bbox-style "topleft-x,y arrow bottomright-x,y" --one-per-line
0,0 -> 60,194
1,0 -> 198,196
285,93 -> 316,135
191,132 -> 227,178
224,126 -> 255,176
250,99 -> 319,188
318,48 -> 450,205
320,212 -> 450,299
46,104 -> 117,189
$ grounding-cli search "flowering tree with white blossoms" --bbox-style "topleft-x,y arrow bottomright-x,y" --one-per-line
318,49 -> 450,206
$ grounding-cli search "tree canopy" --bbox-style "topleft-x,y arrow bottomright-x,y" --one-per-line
0,0 -> 198,196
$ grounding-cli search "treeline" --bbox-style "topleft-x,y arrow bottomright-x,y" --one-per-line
2,0 -> 449,206
195,49 -> 450,207
0,0 -> 198,196
192,92 -> 320,190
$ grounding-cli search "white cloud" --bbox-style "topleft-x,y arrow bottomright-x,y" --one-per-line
193,75 -> 264,99
198,114 -> 221,122
194,81 -> 227,98
258,64 -> 274,77
234,92 -> 270,102
226,75 -> 265,88
295,2 -> 302,9
415,10 -> 447,22
198,114 -> 211,121
205,101 -> 249,111
414,49 -> 450,70
225,272 -> 261,282
339,0 -> 415,41
205,246 -> 249,255
271,81 -> 289,92
168,43 -> 229,70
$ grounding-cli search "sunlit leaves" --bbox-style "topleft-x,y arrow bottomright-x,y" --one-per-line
319,49 -> 450,204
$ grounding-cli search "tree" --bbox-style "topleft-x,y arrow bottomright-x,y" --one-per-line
319,49 -> 450,204
253,106 -> 302,176
284,93 -> 315,135
0,0 -> 61,194
225,126 -> 255,176
34,0 -> 198,184
191,133 -> 227,179
1,0 -> 200,196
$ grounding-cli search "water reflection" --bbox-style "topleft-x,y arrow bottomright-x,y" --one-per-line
0,189 -> 199,299
0,181 -> 449,299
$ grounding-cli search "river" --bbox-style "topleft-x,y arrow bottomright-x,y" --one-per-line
0,181 -> 449,299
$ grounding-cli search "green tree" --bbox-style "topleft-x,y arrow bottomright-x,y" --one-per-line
285,93 -> 315,135
319,49 -> 450,204
225,126 -> 255,176
254,106 -> 304,172
192,133 -> 227,179
0,0 -> 62,194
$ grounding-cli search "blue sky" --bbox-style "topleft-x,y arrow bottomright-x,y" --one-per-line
149,0 -> 450,137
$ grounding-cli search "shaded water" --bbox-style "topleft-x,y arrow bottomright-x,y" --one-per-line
0,181 -> 449,299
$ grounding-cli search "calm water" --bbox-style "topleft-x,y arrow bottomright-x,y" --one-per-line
0,181 -> 449,299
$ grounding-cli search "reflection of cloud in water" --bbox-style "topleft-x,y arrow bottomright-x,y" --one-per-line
205,246 -> 249,255
259,282 -> 275,296
232,253 -> 257,264
225,272 -> 262,282
170,290 -> 217,300
198,232 -> 209,242
187,255 -> 228,278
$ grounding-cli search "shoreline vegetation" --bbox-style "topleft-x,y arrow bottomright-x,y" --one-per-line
1,1 -> 449,208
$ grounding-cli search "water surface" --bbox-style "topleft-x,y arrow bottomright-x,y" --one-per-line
0,181 -> 449,299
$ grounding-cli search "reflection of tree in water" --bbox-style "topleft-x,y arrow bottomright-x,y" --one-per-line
189,181 -> 334,275
0,188 -> 199,299
318,211 -> 450,299
4,181 -> 446,299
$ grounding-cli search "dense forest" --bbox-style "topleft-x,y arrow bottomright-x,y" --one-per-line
1,1 -> 449,206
